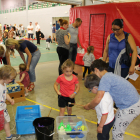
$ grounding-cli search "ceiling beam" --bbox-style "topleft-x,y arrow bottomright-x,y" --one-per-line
37,0 -> 83,5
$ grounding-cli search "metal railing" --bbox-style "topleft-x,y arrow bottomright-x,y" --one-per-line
0,2 -> 67,14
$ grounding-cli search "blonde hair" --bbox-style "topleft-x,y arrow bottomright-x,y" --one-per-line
87,46 -> 94,54
5,38 -> 24,51
0,65 -> 17,80
61,59 -> 74,71
19,63 -> 26,71
0,45 -> 4,56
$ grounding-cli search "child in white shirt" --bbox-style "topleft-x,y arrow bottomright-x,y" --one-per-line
0,65 -> 20,140
84,74 -> 115,140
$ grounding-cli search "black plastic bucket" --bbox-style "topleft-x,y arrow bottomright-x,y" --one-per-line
33,117 -> 55,140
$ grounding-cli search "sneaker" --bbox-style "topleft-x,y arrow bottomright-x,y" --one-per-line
6,134 -> 20,140
82,78 -> 85,80
48,48 -> 50,50
25,93 -> 29,97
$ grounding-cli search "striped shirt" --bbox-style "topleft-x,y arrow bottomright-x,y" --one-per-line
56,29 -> 69,50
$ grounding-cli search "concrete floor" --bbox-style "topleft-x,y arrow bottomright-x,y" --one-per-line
0,61 -> 140,140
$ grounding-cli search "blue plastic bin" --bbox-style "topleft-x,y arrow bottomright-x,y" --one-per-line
15,105 -> 41,135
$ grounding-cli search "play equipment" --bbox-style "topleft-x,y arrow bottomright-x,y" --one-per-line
6,82 -> 26,104
74,121 -> 82,129
68,102 -> 85,107
15,105 -> 41,135
78,125 -> 85,131
65,124 -> 72,132
58,121 -> 65,130
56,116 -> 89,140
33,117 -> 55,140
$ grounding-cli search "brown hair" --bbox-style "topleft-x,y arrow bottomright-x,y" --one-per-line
87,46 -> 94,54
61,59 -> 74,71
75,18 -> 82,23
61,20 -> 68,26
59,19 -> 63,26
2,31 -> 8,39
0,45 -> 4,56
84,74 -> 100,89
0,65 -> 17,80
19,63 -> 26,71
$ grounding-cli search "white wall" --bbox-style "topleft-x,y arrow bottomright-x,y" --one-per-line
85,0 -> 106,5
0,5 -> 71,38
1,0 -> 24,11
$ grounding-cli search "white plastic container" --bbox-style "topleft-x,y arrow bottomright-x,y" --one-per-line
56,116 -> 89,140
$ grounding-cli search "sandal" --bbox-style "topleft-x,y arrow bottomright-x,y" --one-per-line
27,83 -> 35,92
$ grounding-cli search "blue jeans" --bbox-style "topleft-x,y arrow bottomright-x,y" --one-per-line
69,43 -> 77,63
26,50 -> 41,82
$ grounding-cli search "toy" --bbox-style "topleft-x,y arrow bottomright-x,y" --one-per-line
74,121 -> 82,129
58,121 -> 65,130
78,125 -> 85,131
59,126 -> 65,132
38,123 -> 45,127
65,124 -> 72,132
77,130 -> 85,138
70,128 -> 76,138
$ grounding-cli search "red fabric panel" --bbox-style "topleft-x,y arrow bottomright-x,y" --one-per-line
90,14 -> 105,59
70,2 -> 140,65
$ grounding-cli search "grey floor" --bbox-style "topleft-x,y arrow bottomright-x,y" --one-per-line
0,61 -> 140,140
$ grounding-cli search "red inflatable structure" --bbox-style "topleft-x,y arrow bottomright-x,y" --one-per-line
69,2 -> 140,65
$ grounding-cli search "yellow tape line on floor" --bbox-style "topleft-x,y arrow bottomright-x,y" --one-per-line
26,98 -> 140,139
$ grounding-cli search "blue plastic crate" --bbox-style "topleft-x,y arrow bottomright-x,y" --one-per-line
15,105 -> 41,135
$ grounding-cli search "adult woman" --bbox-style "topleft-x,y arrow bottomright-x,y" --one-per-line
103,19 -> 137,78
5,39 -> 41,91
56,20 -> 71,75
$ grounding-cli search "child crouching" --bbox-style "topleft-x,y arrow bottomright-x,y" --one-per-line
84,74 -> 115,140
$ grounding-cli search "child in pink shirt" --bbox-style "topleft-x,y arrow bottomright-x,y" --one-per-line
54,59 -> 80,116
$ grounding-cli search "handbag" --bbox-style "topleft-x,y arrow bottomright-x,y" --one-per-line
120,33 -> 140,67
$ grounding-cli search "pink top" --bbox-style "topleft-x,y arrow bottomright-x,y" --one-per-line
20,71 -> 30,87
56,74 -> 79,97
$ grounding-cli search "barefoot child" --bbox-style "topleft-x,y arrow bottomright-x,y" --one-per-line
17,64 -> 30,96
84,74 -> 115,140
54,59 -> 80,116
0,65 -> 20,140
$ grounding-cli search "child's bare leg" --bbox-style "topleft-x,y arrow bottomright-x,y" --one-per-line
25,87 -> 29,96
25,87 -> 28,93
12,52 -> 16,58
4,122 -> 11,137
59,108 -> 65,116
67,107 -> 72,115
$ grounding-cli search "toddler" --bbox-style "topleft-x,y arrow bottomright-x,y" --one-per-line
17,64 -> 30,96
0,65 -> 20,140
46,36 -> 52,50
54,59 -> 80,116
84,74 -> 115,140
82,46 -> 95,80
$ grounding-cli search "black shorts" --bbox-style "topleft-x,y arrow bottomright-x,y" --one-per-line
28,33 -> 33,39
58,95 -> 75,108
